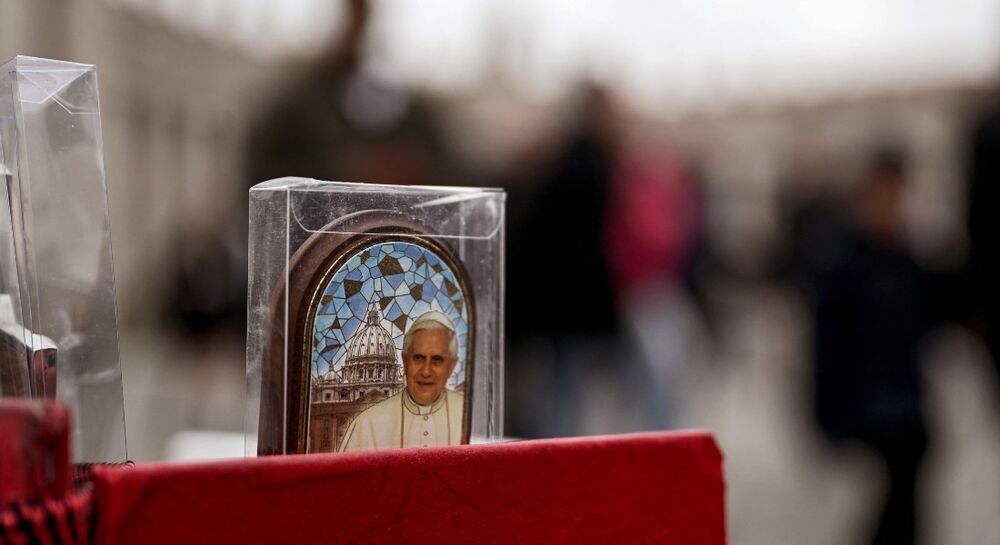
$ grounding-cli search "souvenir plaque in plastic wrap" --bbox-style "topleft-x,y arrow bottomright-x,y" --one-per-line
246,178 -> 504,455
0,56 -> 126,462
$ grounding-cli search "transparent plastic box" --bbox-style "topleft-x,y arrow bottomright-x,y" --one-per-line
0,56 -> 126,462
247,178 -> 504,455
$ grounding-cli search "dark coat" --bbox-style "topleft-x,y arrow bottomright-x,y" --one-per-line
812,232 -> 928,443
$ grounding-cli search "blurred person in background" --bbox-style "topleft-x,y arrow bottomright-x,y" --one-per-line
245,0 -> 452,187
506,84 -> 629,438
605,146 -> 702,428
967,103 -> 1000,395
166,222 -> 246,341
809,150 -> 930,545
169,0 -> 457,340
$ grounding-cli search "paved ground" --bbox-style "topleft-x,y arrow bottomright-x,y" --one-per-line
672,285 -> 1000,545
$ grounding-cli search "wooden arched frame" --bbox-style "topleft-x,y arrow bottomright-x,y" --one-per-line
257,211 -> 475,455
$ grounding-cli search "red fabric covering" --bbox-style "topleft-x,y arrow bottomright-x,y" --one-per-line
0,401 -> 71,506
0,401 -> 95,545
93,431 -> 725,545
0,487 -> 93,545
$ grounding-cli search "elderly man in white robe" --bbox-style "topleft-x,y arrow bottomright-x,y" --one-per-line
340,311 -> 464,451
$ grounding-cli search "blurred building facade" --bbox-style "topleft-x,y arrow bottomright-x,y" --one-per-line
660,90 -> 985,280
1,0 -> 272,325
2,0 -> 994,325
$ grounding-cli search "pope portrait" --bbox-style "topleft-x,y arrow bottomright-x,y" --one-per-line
340,311 -> 464,451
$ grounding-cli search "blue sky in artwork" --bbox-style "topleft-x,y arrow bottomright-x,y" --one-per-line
311,240 -> 470,388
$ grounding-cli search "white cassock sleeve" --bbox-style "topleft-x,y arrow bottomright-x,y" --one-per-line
339,398 -> 402,452
340,412 -> 377,452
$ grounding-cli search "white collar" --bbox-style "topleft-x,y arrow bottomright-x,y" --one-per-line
402,389 -> 446,416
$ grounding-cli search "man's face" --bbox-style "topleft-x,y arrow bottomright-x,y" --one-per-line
403,329 -> 457,406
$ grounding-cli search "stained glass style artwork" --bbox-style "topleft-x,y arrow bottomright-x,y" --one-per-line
309,240 -> 470,388
299,231 -> 474,454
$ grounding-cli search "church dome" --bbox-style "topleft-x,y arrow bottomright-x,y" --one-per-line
346,304 -> 395,362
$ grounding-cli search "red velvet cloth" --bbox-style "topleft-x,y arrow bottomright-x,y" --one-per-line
0,401 -> 90,545
0,401 -> 71,506
93,431 -> 725,545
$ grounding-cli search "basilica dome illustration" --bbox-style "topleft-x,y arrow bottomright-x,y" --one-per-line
342,304 -> 400,387
309,303 -> 404,452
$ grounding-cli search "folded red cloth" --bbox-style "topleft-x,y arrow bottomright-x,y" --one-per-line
0,486 -> 93,545
0,400 -> 92,545
94,431 -> 725,545
0,401 -> 70,506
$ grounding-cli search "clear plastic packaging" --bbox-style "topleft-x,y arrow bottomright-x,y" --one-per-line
246,178 -> 504,455
0,56 -> 126,462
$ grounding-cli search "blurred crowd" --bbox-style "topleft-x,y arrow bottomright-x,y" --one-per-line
177,5 -> 1000,542
4,0 -> 1000,544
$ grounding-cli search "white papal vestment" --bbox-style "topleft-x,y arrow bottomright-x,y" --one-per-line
340,389 -> 463,451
